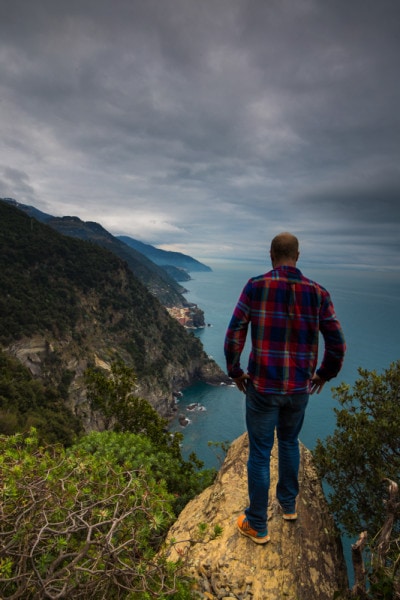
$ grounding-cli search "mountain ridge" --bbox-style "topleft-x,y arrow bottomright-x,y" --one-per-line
117,235 -> 212,273
3,198 -> 192,308
0,200 -> 229,433
4,197 -> 211,281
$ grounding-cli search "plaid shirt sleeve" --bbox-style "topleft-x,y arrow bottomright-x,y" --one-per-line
224,280 -> 252,379
316,289 -> 346,381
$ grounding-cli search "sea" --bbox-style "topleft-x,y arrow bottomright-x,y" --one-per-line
168,258 -> 400,578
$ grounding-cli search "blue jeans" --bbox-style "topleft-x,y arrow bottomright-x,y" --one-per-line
245,382 -> 309,532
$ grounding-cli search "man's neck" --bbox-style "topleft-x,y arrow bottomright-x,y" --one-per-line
272,260 -> 298,268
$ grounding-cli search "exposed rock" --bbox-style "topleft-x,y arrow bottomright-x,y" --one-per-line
6,333 -> 229,430
164,432 -> 348,599
178,413 -> 191,427
9,335 -> 49,377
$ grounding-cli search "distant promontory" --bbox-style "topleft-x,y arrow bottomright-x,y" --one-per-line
117,235 -> 212,273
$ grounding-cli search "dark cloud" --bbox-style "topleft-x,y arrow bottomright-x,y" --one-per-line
0,168 -> 37,204
0,0 -> 399,268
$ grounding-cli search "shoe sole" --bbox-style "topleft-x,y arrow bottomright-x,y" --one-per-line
237,525 -> 270,544
282,513 -> 298,521
278,504 -> 298,521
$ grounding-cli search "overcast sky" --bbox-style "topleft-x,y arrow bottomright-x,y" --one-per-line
1,0 -> 399,269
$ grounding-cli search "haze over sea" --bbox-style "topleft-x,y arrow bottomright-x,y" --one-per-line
170,258 -> 400,469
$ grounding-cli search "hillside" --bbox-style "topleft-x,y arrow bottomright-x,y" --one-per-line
48,216 -> 191,306
3,198 -> 190,308
0,200 -> 229,430
117,235 -> 212,272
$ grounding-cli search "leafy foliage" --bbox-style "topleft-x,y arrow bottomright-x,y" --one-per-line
0,358 -> 217,598
0,429 -> 196,599
207,440 -> 231,467
314,361 -> 400,538
0,201 -> 135,343
0,349 -> 82,445
84,361 -> 216,515
85,361 -> 170,442
314,362 -> 400,599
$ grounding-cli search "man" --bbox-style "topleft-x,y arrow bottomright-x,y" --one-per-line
224,232 -> 346,544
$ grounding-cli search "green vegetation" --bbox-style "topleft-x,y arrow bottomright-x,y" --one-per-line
207,440 -> 231,467
0,349 -> 82,445
0,201 -> 219,597
314,361 -> 400,599
84,361 -> 216,515
314,361 -> 400,537
0,360 -> 215,598
196,522 -> 223,541
0,199 -> 218,415
0,429 -> 195,599
0,201 -> 140,344
45,215 -> 189,307
85,361 -> 170,439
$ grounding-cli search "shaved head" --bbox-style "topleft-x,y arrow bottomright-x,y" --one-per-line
270,232 -> 299,266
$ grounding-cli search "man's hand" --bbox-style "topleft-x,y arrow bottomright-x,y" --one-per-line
310,374 -> 326,395
233,373 -> 250,393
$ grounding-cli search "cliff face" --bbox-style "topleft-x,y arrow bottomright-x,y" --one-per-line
164,433 -> 348,600
6,328 -> 227,429
0,201 -> 229,429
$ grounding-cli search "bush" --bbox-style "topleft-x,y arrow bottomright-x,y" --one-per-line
84,362 -> 216,515
314,361 -> 400,538
73,430 -> 215,518
0,429 -> 188,599
314,362 -> 400,599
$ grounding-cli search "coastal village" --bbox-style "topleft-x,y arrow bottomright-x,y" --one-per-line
167,303 -> 207,329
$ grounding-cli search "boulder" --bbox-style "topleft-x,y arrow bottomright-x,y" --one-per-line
164,432 -> 348,599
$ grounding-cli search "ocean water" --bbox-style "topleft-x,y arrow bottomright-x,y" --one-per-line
170,259 -> 400,468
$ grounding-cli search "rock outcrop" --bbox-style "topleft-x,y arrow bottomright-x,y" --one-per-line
6,333 -> 230,429
164,433 -> 349,599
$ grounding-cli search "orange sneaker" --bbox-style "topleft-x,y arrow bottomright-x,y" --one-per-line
237,514 -> 270,544
282,512 -> 298,520
279,505 -> 298,520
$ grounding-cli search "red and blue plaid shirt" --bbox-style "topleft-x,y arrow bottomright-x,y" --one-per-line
224,266 -> 346,394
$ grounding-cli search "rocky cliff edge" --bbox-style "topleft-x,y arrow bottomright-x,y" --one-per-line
164,432 -> 348,600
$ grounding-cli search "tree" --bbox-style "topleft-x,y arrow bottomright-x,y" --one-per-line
313,361 -> 400,598
84,361 -> 216,515
314,361 -> 400,537
85,361 -> 171,447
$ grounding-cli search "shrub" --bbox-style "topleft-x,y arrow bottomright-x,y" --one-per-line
0,429 -> 187,599
0,350 -> 82,445
314,362 -> 400,599
72,430 -> 215,518
84,362 -> 216,515
314,361 -> 400,538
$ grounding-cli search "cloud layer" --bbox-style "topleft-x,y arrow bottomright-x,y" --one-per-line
1,0 -> 399,268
